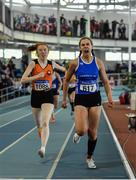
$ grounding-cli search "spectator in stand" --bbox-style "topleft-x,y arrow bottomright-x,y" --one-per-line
111,20 -> 118,39
66,20 -> 72,37
72,16 -> 79,37
48,14 -> 57,35
99,20 -> 104,39
90,17 -> 96,38
48,14 -> 56,24
132,22 -> 136,40
25,15 -> 31,32
118,19 -> 126,40
60,14 -> 66,25
94,21 -> 100,38
80,15 -> 87,37
41,16 -> 47,24
60,14 -> 67,36
20,13 -> 26,31
33,14 -> 40,32
103,19 -> 111,39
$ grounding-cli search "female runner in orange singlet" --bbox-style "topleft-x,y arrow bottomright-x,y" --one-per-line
21,42 -> 65,158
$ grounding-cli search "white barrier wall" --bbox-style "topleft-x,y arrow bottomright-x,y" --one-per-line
130,92 -> 136,110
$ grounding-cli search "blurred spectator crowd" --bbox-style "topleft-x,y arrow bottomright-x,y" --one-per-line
14,13 -> 136,40
0,57 -> 30,103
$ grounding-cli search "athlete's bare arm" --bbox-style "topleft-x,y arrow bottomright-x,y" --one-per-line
62,59 -> 78,108
55,63 -> 66,72
21,61 -> 45,84
65,59 -> 78,82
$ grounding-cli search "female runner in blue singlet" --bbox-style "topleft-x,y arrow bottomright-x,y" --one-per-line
62,37 -> 113,169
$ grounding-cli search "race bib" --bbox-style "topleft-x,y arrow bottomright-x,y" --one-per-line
52,83 -> 56,89
35,80 -> 50,91
80,84 -> 97,92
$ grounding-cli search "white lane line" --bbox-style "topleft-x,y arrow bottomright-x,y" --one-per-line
102,106 -> 135,179
0,106 -> 63,128
0,99 -> 29,109
46,123 -> 75,179
0,106 -> 30,117
0,127 -> 36,155
0,108 -> 63,155
0,112 -> 32,128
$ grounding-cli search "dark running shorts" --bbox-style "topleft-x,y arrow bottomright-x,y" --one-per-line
52,88 -> 59,96
68,87 -> 76,95
74,91 -> 101,108
31,89 -> 53,108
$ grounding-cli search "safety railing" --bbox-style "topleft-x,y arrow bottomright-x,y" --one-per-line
0,85 -> 30,103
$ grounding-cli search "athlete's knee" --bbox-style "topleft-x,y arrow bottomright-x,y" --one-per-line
88,128 -> 97,140
42,121 -> 49,127
77,129 -> 87,136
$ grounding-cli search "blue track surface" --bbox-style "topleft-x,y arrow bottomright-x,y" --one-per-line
0,89 -> 134,179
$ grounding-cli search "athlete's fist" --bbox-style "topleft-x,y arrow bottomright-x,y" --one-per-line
108,101 -> 114,108
38,71 -> 45,78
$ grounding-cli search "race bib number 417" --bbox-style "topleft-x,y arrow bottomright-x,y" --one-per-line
80,84 -> 97,92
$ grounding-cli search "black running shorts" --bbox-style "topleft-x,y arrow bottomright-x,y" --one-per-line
31,89 -> 53,108
68,87 -> 76,95
74,91 -> 101,108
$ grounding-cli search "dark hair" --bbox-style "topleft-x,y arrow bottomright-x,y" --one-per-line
79,50 -> 82,57
91,49 -> 95,56
79,36 -> 93,47
78,36 -> 94,57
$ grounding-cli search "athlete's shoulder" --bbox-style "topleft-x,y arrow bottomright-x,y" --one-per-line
96,57 -> 103,63
32,59 -> 38,64
95,57 -> 104,69
70,58 -> 78,67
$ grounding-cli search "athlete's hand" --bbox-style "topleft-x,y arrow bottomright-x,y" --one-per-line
38,72 -> 45,78
62,100 -> 67,108
108,101 -> 114,108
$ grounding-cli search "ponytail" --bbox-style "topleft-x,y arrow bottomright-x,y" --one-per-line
27,45 -> 37,52
79,50 -> 82,57
27,42 -> 49,52
91,49 -> 95,57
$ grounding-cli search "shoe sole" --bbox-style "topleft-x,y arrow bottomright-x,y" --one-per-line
73,139 -> 80,144
88,166 -> 96,169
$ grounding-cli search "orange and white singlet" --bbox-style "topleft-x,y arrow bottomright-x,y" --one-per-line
32,59 -> 54,91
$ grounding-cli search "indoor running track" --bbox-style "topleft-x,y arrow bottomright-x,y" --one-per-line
0,95 -> 135,179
